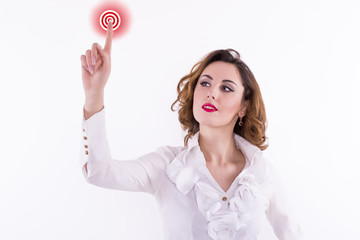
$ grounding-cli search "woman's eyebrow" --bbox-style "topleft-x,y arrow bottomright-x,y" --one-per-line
200,74 -> 237,86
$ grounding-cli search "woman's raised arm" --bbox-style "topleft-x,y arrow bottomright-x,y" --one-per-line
80,20 -> 113,120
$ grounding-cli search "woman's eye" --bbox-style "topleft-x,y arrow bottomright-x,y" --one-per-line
200,81 -> 210,87
223,86 -> 233,92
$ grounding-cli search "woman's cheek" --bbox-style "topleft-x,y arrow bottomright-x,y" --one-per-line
223,97 -> 242,113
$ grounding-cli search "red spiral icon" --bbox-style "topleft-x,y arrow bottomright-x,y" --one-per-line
90,1 -> 131,38
99,10 -> 121,31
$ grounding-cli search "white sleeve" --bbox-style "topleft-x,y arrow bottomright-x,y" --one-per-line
79,106 -> 177,196
265,162 -> 303,240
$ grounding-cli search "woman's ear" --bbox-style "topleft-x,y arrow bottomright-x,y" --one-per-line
238,100 -> 250,117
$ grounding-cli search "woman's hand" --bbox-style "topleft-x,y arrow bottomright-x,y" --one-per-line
80,20 -> 113,98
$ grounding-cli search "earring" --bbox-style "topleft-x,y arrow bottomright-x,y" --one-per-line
238,117 -> 243,126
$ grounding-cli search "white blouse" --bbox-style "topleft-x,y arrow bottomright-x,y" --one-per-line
79,107 -> 302,240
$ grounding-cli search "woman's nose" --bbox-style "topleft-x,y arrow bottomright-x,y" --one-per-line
207,88 -> 217,100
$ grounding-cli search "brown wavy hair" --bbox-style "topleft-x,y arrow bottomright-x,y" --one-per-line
171,49 -> 268,150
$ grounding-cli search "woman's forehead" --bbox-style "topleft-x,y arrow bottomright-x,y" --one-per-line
201,61 -> 242,83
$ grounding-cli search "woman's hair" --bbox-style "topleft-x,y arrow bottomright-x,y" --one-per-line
171,49 -> 268,150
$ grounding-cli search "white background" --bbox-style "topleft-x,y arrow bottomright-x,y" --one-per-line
1,0 -> 359,239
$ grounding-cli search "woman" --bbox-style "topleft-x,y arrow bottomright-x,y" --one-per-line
79,21 -> 302,239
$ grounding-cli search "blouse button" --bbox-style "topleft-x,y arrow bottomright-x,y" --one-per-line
84,136 -> 87,140
84,145 -> 88,148
83,128 -> 85,132
222,196 -> 227,201
85,150 -> 89,155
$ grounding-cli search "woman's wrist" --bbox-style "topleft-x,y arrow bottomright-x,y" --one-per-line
83,95 -> 104,120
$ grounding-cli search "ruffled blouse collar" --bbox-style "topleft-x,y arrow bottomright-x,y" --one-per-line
188,131 -> 260,160
166,131 -> 261,195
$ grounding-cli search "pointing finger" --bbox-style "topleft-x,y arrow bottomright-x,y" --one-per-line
104,20 -> 113,56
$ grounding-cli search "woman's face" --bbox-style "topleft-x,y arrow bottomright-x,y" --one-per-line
193,61 -> 247,129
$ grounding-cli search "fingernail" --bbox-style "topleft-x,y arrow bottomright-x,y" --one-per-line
89,66 -> 94,74
92,56 -> 96,65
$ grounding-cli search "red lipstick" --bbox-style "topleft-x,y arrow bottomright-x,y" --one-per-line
202,103 -> 218,112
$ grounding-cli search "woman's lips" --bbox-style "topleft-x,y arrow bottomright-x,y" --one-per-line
202,103 -> 218,112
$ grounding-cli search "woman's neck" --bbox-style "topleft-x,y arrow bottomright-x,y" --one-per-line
198,127 -> 240,167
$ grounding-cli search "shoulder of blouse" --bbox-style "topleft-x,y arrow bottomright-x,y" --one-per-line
147,145 -> 188,167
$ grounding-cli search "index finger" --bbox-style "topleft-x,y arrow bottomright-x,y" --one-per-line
104,20 -> 113,55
